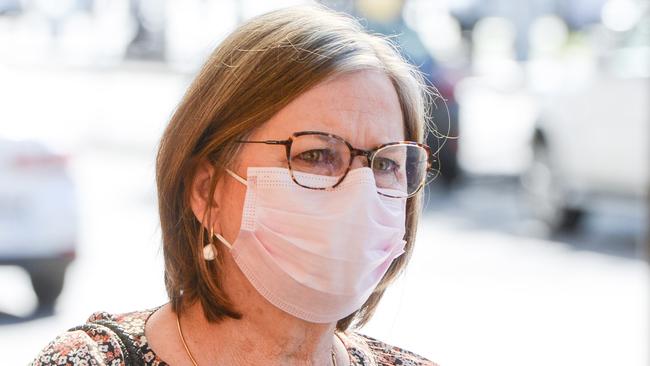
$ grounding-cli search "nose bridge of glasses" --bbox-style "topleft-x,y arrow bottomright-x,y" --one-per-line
349,148 -> 372,169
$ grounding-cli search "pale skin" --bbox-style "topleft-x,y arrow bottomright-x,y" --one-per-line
145,69 -> 405,365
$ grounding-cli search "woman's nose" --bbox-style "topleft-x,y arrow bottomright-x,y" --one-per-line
350,155 -> 370,169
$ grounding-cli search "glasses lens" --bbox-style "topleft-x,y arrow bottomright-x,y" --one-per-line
289,134 -> 351,188
372,144 -> 428,197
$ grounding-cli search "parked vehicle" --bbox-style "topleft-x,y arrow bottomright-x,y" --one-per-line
456,16 -> 649,231
0,137 -> 77,310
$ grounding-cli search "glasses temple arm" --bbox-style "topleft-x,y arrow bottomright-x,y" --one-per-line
236,140 -> 289,145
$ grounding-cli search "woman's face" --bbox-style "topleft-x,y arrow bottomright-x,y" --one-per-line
215,69 -> 405,242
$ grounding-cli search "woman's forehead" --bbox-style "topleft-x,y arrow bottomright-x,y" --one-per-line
252,70 -> 405,147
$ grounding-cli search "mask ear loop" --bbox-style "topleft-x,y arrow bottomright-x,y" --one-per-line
215,233 -> 233,250
226,169 -> 247,185
203,227 -> 233,258
211,169 -> 243,251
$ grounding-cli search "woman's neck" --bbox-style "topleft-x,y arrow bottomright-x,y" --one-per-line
177,254 -> 340,365
181,300 -> 336,365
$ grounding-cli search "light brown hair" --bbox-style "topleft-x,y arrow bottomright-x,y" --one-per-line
156,4 -> 433,331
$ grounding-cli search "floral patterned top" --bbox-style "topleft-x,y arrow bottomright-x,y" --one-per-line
31,307 -> 437,366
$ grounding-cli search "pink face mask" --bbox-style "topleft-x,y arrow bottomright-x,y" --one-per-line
216,167 -> 407,323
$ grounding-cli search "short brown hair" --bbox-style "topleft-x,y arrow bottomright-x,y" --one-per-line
156,4 -> 433,331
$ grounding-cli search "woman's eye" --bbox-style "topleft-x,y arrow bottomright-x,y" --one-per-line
374,157 -> 399,173
296,149 -> 331,163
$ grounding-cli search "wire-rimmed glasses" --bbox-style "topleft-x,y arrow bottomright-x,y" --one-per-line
237,131 -> 434,198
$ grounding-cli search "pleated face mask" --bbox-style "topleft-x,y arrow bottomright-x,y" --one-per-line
216,167 -> 407,323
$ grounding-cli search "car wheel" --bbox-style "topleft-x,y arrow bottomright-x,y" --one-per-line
520,139 -> 584,233
27,260 -> 69,310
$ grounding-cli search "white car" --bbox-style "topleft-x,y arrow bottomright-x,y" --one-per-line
456,19 -> 649,231
0,137 -> 77,310
523,73 -> 648,229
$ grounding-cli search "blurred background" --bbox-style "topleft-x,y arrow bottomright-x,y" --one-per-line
0,0 -> 648,365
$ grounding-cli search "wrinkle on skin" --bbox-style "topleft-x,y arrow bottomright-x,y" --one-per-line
245,69 -> 404,155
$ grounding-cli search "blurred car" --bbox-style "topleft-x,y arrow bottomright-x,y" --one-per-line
0,137 -> 77,310
457,16 -> 649,231
523,65 -> 648,230
455,73 -> 538,177
0,0 -> 20,15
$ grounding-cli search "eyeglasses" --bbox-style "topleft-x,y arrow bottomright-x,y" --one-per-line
237,131 -> 434,198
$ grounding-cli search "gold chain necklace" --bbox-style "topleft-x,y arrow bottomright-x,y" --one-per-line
176,312 -> 337,366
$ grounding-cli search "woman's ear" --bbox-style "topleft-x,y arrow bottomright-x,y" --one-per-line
189,160 -> 222,229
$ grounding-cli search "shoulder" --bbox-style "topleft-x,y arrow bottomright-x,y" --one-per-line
30,318 -> 126,366
31,308 -> 159,366
340,331 -> 438,366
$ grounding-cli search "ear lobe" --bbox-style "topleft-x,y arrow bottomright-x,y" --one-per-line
189,160 -> 221,227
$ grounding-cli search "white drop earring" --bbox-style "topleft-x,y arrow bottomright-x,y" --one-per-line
203,227 -> 217,261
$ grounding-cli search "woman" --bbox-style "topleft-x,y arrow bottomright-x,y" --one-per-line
33,5 -> 437,366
